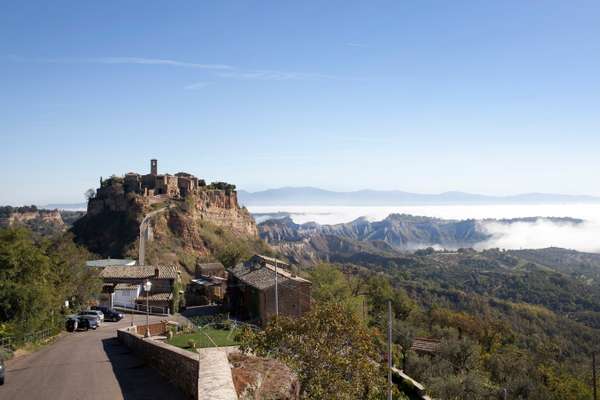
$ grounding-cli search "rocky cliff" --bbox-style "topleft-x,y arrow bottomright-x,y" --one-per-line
0,206 -> 71,236
72,177 -> 263,277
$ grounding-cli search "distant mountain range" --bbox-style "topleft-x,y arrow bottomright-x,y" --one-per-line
238,187 -> 600,206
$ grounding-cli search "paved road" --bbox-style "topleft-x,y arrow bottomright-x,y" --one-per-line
0,315 -> 186,400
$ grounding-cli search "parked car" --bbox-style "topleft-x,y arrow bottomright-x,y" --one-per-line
66,315 -> 96,331
0,353 -> 5,385
80,310 -> 104,324
76,314 -> 99,330
91,306 -> 123,322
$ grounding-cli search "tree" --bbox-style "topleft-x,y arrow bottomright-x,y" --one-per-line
366,275 -> 415,325
84,188 -> 95,200
0,228 -> 101,338
393,323 -> 415,371
216,242 -> 250,268
308,264 -> 363,316
238,302 -> 386,400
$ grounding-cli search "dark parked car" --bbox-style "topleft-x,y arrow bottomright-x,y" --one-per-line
0,354 -> 5,385
66,316 -> 96,332
80,310 -> 104,324
74,314 -> 99,330
92,306 -> 123,322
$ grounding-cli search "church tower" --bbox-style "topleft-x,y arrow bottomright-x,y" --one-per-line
151,159 -> 158,176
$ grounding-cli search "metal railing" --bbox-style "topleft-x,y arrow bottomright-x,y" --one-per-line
0,328 -> 54,353
0,336 -> 13,353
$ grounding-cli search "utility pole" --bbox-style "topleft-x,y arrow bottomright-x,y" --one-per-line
593,352 -> 597,400
362,297 -> 367,321
138,205 -> 170,266
274,260 -> 279,317
387,300 -> 393,400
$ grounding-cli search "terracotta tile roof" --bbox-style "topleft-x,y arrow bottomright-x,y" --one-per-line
136,292 -> 173,302
115,283 -> 139,290
86,259 -> 136,268
197,262 -> 225,275
251,254 -> 290,268
411,337 -> 441,354
100,265 -> 178,280
229,258 -> 311,290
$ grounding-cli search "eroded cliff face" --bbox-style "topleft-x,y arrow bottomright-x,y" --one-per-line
72,179 -> 260,273
188,190 -> 257,237
86,181 -> 256,237
0,209 -> 66,236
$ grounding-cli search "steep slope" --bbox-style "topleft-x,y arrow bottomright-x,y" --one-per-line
71,176 -> 265,277
0,205 -> 83,236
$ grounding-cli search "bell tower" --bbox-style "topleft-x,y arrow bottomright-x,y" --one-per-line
150,159 -> 158,176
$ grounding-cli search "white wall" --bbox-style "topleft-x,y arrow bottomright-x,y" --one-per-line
113,286 -> 141,308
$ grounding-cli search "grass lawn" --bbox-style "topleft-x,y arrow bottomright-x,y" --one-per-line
167,326 -> 240,350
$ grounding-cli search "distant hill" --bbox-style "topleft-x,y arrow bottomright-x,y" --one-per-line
258,214 -> 583,264
0,205 -> 85,236
239,187 -> 600,206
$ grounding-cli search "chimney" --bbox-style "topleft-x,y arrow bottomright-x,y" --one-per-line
154,267 -> 159,278
151,159 -> 158,176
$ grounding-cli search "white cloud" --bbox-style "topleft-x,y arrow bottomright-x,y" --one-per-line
5,55 -> 232,70
83,57 -> 233,70
346,42 -> 368,48
215,69 -> 342,81
184,81 -> 211,90
6,55 -> 345,81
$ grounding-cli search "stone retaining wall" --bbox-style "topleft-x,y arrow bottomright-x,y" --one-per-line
135,321 -> 168,336
117,327 -> 199,399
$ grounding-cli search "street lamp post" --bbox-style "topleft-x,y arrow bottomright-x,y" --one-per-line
144,280 -> 152,337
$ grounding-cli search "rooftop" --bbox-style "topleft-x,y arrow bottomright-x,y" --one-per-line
197,262 -> 225,271
410,337 -> 441,354
229,257 -> 310,290
136,292 -> 173,302
100,265 -> 179,280
250,254 -> 290,268
114,283 -> 140,290
86,258 -> 136,268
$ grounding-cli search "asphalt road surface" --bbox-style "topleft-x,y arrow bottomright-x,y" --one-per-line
0,314 -> 186,400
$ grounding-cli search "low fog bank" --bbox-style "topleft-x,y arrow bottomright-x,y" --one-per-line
249,204 -> 600,253
477,219 -> 600,253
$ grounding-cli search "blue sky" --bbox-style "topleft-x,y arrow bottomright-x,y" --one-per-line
1,1 -> 600,205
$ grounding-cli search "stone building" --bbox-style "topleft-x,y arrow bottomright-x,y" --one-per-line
186,262 -> 228,306
99,265 -> 180,312
120,159 -> 206,199
227,255 -> 311,325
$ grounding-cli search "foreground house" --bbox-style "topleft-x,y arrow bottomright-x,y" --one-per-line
99,265 -> 180,313
227,255 -> 311,325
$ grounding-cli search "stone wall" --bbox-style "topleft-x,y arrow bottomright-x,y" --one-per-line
135,321 -> 168,337
117,327 -> 200,399
260,281 -> 312,325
